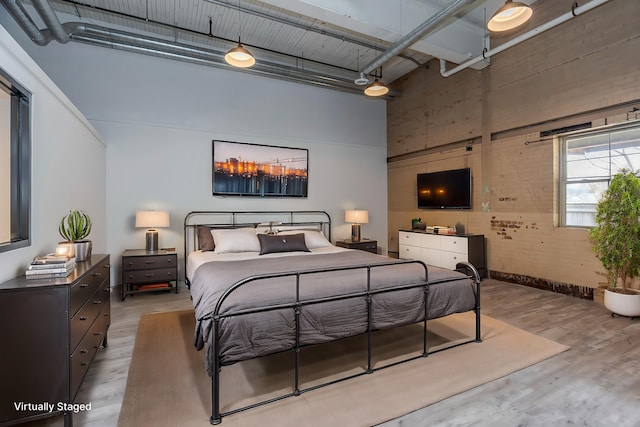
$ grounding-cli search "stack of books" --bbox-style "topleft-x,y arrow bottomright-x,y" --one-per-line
26,255 -> 76,280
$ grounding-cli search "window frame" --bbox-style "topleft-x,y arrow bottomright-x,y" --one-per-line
559,121 -> 640,228
0,67 -> 31,253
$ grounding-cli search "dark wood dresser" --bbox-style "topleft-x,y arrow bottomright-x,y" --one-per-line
0,254 -> 110,426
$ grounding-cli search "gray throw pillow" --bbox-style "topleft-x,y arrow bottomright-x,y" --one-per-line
197,226 -> 215,251
258,233 -> 310,255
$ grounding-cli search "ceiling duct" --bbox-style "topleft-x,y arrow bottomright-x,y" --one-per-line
63,22 -> 364,95
1,0 -> 51,45
31,0 -> 69,43
360,0 -> 476,77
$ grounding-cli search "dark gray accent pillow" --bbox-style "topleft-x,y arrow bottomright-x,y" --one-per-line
258,233 -> 310,255
197,226 -> 215,251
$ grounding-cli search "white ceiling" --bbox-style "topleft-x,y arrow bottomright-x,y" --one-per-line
5,0 -> 537,95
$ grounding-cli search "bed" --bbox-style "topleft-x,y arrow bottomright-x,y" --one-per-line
184,211 -> 482,425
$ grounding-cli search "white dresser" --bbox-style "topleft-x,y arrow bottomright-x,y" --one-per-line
399,230 -> 486,277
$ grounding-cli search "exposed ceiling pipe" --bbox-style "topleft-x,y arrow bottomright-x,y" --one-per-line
439,0 -> 611,77
31,0 -> 70,43
62,23 -> 370,96
360,0 -> 475,77
0,0 -> 51,45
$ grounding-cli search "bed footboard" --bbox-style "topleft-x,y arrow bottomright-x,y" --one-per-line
207,260 -> 482,425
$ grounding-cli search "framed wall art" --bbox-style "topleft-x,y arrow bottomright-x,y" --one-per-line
212,140 -> 308,197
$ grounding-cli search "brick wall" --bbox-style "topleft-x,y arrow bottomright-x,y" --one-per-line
387,0 -> 640,292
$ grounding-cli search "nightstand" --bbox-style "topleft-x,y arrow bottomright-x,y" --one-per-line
335,239 -> 378,254
121,249 -> 178,300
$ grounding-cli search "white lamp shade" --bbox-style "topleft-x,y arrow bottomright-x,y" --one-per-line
487,1 -> 533,32
135,211 -> 170,228
224,44 -> 256,68
364,80 -> 389,97
345,210 -> 369,224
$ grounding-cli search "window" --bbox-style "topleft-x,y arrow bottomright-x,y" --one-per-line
559,122 -> 640,227
0,67 -> 31,253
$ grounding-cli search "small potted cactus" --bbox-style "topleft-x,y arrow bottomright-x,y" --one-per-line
59,209 -> 92,261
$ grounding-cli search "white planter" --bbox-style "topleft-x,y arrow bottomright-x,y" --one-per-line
604,288 -> 640,318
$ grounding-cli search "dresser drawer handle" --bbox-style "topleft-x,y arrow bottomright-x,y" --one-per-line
80,362 -> 88,367
145,273 -> 155,278
93,272 -> 102,277
80,283 -> 89,288
80,349 -> 88,354
94,332 -> 103,337
79,316 -> 88,321
93,300 -> 102,304
145,261 -> 156,265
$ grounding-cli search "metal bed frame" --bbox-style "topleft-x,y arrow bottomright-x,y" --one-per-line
183,211 -> 482,425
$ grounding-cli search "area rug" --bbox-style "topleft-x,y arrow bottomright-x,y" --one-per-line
118,309 -> 569,427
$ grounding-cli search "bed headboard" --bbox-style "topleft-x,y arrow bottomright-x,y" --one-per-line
183,210 -> 332,282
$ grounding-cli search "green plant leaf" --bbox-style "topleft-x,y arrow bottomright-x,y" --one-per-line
59,209 -> 92,241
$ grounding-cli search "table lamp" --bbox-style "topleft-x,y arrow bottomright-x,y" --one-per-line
345,209 -> 369,242
135,210 -> 170,251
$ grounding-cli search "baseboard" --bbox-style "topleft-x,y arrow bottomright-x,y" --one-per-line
489,270 -> 594,300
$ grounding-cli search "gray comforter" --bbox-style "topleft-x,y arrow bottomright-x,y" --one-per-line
190,250 -> 477,373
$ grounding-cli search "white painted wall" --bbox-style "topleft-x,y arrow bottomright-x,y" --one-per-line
0,16 -> 388,285
0,25 -> 107,283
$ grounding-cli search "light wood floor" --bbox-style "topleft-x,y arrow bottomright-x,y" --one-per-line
25,279 -> 640,427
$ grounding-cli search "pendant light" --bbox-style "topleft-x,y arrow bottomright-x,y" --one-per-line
487,0 -> 533,32
364,79 -> 389,97
364,67 -> 389,97
225,43 -> 255,67
225,1 -> 255,68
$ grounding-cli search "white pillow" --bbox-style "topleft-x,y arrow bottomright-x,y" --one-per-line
278,229 -> 333,249
213,228 -> 260,253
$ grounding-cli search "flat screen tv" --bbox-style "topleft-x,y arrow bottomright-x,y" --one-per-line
212,140 -> 308,197
417,168 -> 472,209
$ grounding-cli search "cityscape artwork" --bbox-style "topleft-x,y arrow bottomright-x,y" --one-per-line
212,140 -> 308,197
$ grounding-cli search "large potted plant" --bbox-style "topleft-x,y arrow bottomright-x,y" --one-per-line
589,169 -> 640,318
59,209 -> 93,262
